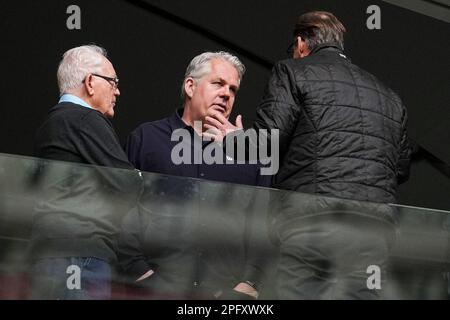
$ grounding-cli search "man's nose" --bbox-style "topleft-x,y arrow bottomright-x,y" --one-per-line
219,86 -> 230,100
115,87 -> 120,96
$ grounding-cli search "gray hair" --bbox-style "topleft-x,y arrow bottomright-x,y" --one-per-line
57,45 -> 108,95
181,51 -> 245,100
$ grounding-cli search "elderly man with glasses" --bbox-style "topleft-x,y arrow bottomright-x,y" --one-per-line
30,45 -> 139,299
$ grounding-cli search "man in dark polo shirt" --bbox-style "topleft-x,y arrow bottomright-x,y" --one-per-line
120,52 -> 272,299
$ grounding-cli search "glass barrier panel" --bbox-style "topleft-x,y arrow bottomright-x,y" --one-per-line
0,153 -> 449,299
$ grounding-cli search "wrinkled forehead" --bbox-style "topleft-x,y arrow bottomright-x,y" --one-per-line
207,59 -> 240,82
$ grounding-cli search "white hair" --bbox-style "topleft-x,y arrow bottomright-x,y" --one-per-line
57,45 -> 107,95
181,51 -> 246,100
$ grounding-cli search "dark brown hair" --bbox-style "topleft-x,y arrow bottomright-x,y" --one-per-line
293,11 -> 346,51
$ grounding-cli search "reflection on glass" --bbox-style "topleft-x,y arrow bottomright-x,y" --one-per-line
0,153 -> 449,299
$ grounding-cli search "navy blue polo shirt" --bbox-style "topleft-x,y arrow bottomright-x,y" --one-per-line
125,109 -> 271,187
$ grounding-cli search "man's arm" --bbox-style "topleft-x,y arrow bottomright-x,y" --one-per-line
78,111 -> 143,199
235,179 -> 274,299
78,111 -> 134,170
253,61 -> 302,157
124,128 -> 143,170
117,207 -> 156,283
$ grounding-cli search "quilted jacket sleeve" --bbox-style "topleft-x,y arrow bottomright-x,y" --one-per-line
254,61 -> 302,157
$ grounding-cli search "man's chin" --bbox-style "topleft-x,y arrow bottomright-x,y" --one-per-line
207,107 -> 230,119
210,105 -> 227,114
105,109 -> 115,118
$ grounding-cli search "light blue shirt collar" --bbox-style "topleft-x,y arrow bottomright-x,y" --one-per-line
59,94 -> 93,109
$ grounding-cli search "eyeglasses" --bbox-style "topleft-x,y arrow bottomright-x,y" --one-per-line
92,73 -> 119,89
83,73 -> 119,89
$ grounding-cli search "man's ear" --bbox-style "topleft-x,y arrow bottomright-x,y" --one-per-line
184,77 -> 196,98
298,37 -> 311,58
83,74 -> 95,96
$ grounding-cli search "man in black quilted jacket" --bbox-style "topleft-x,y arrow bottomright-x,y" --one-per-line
260,11 -> 411,300
255,11 -> 410,203
207,11 -> 411,299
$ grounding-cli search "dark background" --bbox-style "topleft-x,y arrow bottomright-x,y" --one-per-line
0,0 -> 449,210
